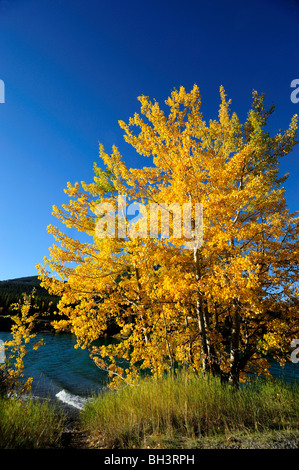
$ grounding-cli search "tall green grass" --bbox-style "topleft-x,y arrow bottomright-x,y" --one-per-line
0,396 -> 65,448
80,372 -> 299,448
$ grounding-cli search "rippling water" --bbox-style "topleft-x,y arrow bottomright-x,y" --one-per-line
0,330 -> 298,410
0,331 -> 119,409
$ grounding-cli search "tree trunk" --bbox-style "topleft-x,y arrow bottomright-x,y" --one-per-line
194,248 -> 210,373
228,305 -> 241,387
134,264 -> 149,345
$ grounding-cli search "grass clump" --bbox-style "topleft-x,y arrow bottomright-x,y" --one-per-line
0,395 -> 65,448
80,371 -> 299,448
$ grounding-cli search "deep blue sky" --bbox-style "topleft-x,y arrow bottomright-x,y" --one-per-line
0,0 -> 298,280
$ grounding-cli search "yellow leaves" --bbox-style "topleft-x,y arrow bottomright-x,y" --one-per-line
64,181 -> 81,197
37,84 -> 299,388
218,85 -> 232,128
1,291 -> 44,396
165,85 -> 201,113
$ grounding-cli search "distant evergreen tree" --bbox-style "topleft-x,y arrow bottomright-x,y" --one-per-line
0,276 -> 59,318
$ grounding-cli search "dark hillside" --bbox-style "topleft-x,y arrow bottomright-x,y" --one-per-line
0,276 -> 59,331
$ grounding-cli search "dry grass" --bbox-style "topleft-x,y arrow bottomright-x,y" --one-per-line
80,372 -> 299,448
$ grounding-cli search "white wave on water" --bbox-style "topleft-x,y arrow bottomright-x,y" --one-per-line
55,389 -> 89,410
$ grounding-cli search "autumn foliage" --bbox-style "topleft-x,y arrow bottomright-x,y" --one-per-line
0,290 -> 43,395
37,85 -> 299,387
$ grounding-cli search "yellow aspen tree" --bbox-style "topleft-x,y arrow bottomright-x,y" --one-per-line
1,290 -> 44,396
37,85 -> 299,387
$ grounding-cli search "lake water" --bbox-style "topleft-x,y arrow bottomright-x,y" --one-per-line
0,331 -> 119,410
0,330 -> 298,411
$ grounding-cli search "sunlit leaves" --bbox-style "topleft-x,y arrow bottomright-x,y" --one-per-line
1,291 -> 44,396
37,85 -> 299,387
